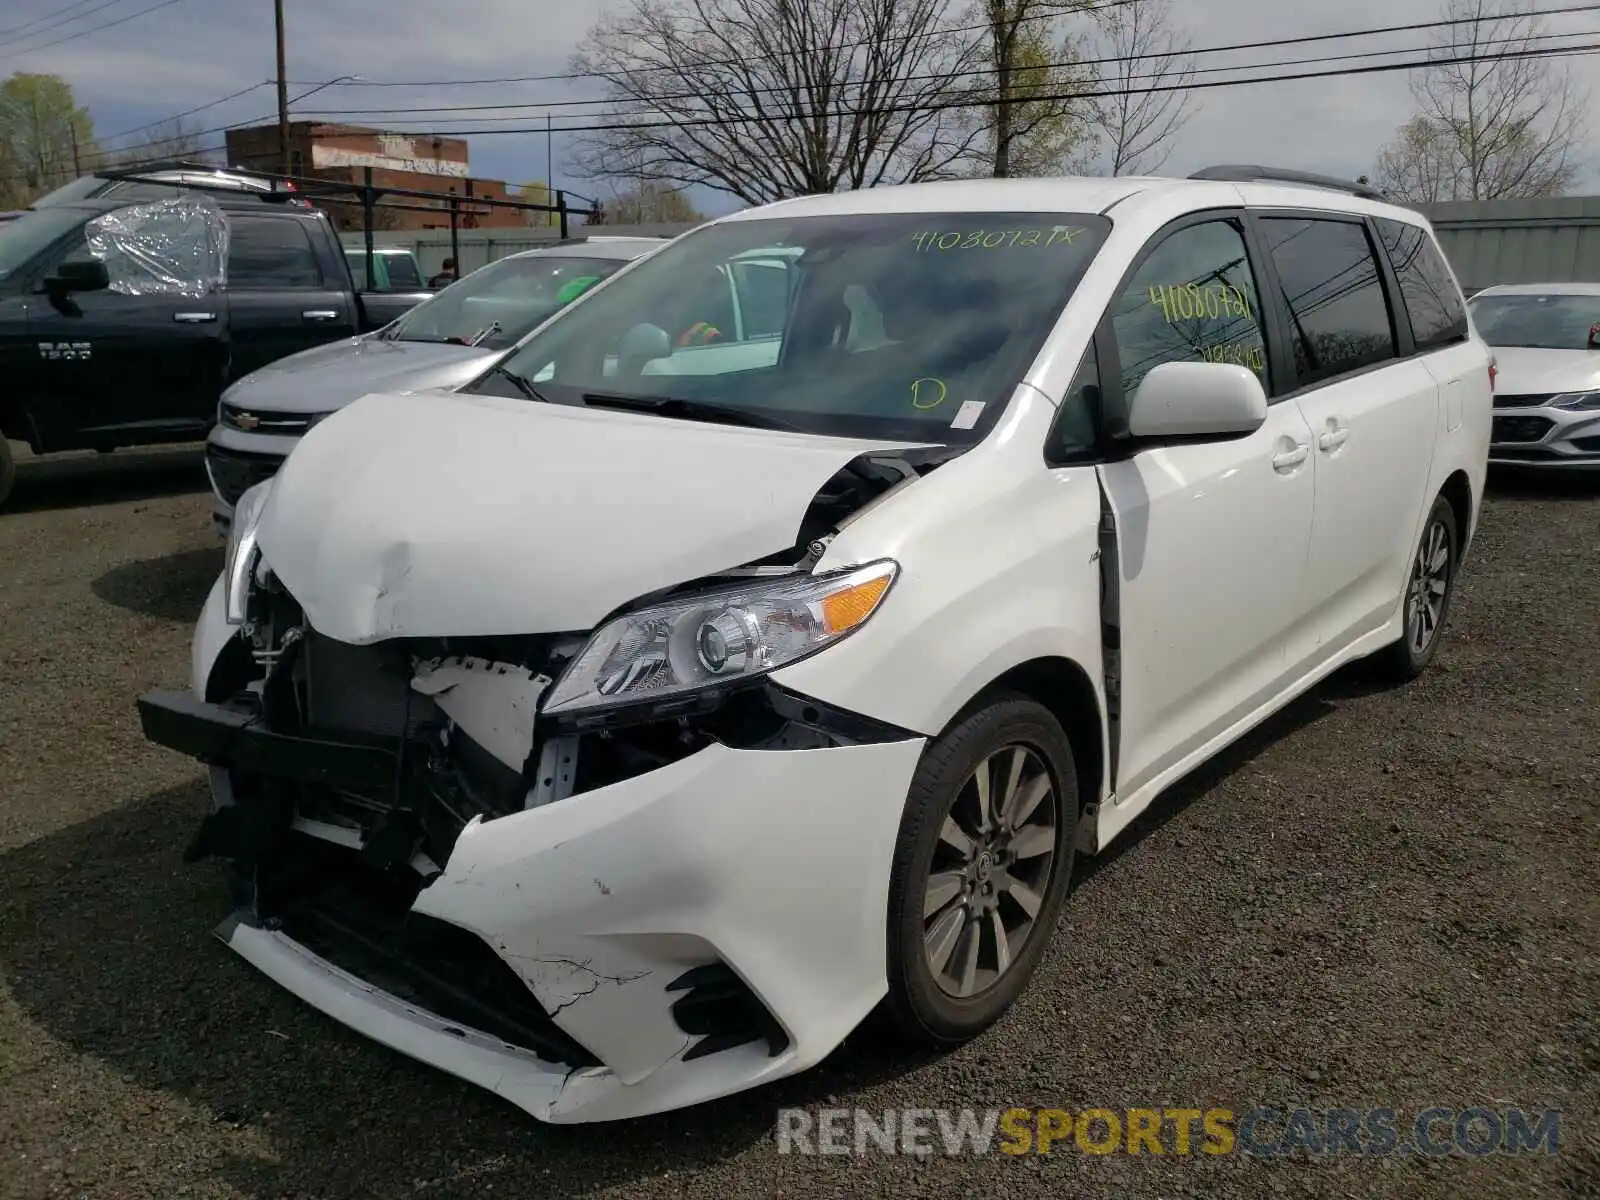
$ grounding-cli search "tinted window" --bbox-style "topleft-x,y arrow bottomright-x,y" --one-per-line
227,217 -> 321,288
1376,218 -> 1467,351
1262,218 -> 1396,387
1111,218 -> 1268,397
383,254 -> 423,289
1049,342 -> 1101,461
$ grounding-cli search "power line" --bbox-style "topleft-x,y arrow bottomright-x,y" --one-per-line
281,0 -> 1600,91
296,37 -> 1600,139
293,22 -> 1600,126
38,27 -> 1600,180
0,0 -> 116,42
97,81 -> 274,144
0,0 -> 191,63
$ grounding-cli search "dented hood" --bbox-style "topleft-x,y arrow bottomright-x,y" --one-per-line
256,389 -> 916,643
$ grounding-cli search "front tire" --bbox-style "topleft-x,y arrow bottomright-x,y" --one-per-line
1372,494 -> 1459,681
883,695 -> 1079,1044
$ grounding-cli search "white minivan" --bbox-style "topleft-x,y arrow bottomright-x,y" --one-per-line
139,168 -> 1492,1124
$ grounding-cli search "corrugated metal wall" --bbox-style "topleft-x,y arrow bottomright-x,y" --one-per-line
1419,197 -> 1600,294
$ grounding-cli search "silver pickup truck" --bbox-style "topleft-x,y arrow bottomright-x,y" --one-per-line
205,236 -> 666,533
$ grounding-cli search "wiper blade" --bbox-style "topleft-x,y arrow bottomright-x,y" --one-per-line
487,364 -> 550,403
579,392 -> 799,431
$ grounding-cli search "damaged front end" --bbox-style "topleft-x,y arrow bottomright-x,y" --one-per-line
138,444 -> 942,1120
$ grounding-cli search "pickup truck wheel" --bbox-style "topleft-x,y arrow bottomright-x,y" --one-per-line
1372,494 -> 1459,681
0,439 -> 16,510
883,694 -> 1078,1045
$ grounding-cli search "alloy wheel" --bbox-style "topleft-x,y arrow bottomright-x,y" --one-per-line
921,745 -> 1059,998
1406,518 -> 1452,655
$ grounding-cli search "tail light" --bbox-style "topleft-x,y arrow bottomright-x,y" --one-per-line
1488,357 -> 1497,392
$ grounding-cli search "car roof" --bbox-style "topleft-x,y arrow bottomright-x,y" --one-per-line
712,174 -> 1429,226
1471,281 -> 1600,297
505,237 -> 665,262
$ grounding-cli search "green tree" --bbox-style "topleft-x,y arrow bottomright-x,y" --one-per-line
972,1 -> 1096,178
0,73 -> 98,207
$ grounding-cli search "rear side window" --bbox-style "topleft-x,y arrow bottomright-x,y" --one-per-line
383,254 -> 424,289
1375,218 -> 1467,351
227,217 -> 321,288
1261,217 -> 1396,388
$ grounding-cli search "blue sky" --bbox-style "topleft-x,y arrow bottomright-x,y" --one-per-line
4,0 -> 1599,213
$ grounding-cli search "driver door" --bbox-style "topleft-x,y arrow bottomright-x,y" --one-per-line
1094,213 -> 1317,801
25,202 -> 230,448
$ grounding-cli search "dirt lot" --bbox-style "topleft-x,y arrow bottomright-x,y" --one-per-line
0,445 -> 1595,1200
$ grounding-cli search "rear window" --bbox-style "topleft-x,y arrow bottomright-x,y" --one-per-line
1375,218 -> 1467,352
1468,292 -> 1600,350
1261,216 -> 1397,387
227,217 -> 322,288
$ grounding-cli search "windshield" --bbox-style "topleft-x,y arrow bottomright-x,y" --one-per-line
384,253 -> 630,349
477,211 -> 1110,442
1469,293 -> 1600,350
28,175 -> 107,208
0,206 -> 89,282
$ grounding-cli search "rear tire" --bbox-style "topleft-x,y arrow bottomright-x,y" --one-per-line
0,438 -> 16,511
1371,494 -> 1459,681
882,695 -> 1079,1045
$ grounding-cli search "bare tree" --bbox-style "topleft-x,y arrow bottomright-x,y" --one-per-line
1086,0 -> 1197,175
603,181 -> 708,223
567,0 -> 986,205
970,0 -> 1096,177
1373,115 -> 1459,203
101,117 -> 220,171
1375,0 -> 1586,201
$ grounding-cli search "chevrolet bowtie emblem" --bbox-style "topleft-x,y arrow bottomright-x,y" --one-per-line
233,411 -> 261,430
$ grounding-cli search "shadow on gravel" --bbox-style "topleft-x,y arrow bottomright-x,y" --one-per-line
2,445 -> 208,516
0,782 -> 941,1197
93,547 -> 222,622
1485,464 -> 1600,500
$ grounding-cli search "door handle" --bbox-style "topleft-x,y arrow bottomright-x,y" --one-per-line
302,309 -> 341,321
1272,443 -> 1310,471
174,311 -> 217,323
1318,428 -> 1349,452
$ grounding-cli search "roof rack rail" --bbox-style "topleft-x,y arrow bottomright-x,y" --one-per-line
1188,164 -> 1386,203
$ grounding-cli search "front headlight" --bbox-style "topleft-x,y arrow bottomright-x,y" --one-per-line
223,479 -> 274,625
1551,390 -> 1600,411
543,559 -> 899,718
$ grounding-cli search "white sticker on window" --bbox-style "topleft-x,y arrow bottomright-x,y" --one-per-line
950,400 -> 985,429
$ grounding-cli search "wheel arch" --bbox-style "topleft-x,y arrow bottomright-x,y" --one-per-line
1439,469 -> 1474,561
951,655 -> 1107,853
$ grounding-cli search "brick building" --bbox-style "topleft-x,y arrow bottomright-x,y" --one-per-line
223,122 -> 531,231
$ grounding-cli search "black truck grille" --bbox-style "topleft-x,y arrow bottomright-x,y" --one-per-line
207,444 -> 284,506
1492,415 -> 1554,443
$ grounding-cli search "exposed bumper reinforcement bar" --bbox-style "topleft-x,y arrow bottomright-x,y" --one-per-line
137,688 -> 399,793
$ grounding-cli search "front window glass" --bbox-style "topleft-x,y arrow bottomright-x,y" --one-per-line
0,206 -> 89,281
479,211 -> 1110,442
1469,293 -> 1600,350
385,253 -> 629,350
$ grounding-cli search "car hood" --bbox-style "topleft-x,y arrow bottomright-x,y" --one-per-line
222,335 -> 496,414
1490,346 -> 1600,397
255,389 -> 925,644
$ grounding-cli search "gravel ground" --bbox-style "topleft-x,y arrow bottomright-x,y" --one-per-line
0,445 -> 1596,1200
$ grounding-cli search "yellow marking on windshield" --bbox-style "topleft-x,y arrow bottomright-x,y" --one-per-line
910,377 -> 949,409
911,227 -> 1084,252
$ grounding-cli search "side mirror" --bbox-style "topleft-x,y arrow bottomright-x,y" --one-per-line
1126,361 -> 1268,443
46,258 -> 111,294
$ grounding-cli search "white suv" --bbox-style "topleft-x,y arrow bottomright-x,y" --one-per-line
139,167 -> 1492,1124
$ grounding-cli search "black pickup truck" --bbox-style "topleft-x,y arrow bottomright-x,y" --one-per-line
0,189 -> 432,508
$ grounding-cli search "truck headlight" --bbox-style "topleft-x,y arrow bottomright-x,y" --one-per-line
224,479 -> 274,625
543,560 -> 899,717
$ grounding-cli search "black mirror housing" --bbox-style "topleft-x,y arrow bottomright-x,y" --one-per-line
47,259 -> 111,294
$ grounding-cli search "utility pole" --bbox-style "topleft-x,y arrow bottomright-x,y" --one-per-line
275,0 -> 290,177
